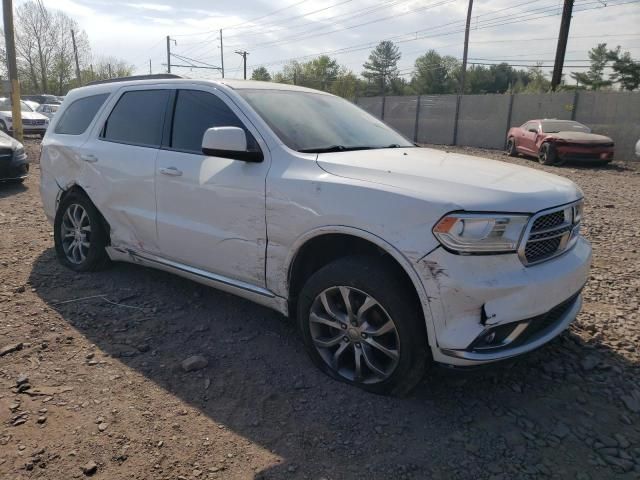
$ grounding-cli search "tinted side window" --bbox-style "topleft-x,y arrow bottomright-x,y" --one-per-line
54,94 -> 109,135
171,90 -> 247,153
103,90 -> 170,147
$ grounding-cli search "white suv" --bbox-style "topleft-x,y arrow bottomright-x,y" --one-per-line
40,76 -> 591,395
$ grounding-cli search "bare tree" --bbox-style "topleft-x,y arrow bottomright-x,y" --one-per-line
1,1 -> 130,94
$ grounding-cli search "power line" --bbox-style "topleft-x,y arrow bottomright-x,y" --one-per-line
223,0 -> 639,72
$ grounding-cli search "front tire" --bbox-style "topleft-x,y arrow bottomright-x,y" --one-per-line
54,191 -> 110,272
506,137 -> 518,157
538,142 -> 557,165
297,256 -> 428,396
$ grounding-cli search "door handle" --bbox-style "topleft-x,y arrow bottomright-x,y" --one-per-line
159,167 -> 183,176
80,154 -> 98,163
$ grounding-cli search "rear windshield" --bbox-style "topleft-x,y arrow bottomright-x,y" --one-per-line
54,93 -> 109,135
541,121 -> 590,133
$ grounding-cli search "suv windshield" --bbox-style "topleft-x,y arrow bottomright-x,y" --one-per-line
0,99 -> 33,112
541,121 -> 590,133
237,89 -> 414,153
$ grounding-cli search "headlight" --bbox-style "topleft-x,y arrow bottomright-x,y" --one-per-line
433,213 -> 529,254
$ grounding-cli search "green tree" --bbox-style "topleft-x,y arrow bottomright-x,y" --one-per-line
412,50 -> 459,94
329,68 -> 359,99
570,43 -> 612,90
607,46 -> 640,91
522,64 -> 550,93
250,66 -> 271,81
301,55 -> 339,91
362,41 -> 401,94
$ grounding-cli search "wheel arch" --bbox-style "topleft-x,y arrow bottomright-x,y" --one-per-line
56,184 -> 111,241
284,226 -> 436,347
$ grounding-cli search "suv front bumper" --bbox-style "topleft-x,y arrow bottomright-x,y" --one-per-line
416,236 -> 591,366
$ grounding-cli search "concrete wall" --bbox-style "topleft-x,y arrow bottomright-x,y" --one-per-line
457,94 -> 512,150
383,96 -> 418,140
574,92 -> 640,163
356,96 -> 383,119
417,95 -> 457,145
510,92 -> 575,127
355,91 -> 640,161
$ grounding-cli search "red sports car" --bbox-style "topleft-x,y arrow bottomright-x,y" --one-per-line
506,119 -> 614,165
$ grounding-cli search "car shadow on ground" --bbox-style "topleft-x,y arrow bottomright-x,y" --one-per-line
28,248 -> 638,479
0,181 -> 27,198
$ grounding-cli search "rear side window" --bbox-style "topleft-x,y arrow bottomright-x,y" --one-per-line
54,93 -> 109,135
103,90 -> 170,147
171,90 -> 246,153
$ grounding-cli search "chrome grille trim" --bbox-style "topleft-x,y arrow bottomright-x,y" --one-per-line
518,199 -> 583,266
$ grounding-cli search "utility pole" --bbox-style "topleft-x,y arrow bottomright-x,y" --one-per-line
3,0 -> 23,142
219,29 -> 224,78
235,50 -> 248,79
71,29 -> 82,86
149,59 -> 152,74
551,0 -> 574,91
166,35 -> 172,73
459,0 -> 474,94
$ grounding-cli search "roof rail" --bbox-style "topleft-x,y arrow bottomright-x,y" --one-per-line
86,74 -> 182,86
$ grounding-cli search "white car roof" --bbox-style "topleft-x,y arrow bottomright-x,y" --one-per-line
65,77 -> 328,101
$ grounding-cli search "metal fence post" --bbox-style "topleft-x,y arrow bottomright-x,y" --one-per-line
504,93 -> 514,149
452,94 -> 461,145
413,95 -> 421,143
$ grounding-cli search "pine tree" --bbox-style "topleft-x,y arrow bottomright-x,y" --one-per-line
362,41 -> 401,95
608,46 -> 640,91
570,43 -> 612,90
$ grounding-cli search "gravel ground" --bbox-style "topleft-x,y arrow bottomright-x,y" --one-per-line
1,139 -> 639,480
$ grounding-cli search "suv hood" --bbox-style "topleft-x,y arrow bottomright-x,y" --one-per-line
316,147 -> 582,213
547,131 -> 612,143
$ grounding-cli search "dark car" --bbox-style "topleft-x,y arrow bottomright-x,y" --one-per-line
21,94 -> 61,105
0,130 -> 29,183
506,119 -> 614,165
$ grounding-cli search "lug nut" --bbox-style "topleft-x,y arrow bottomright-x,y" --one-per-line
351,321 -> 357,327
343,336 -> 349,342
355,343 -> 361,348
361,333 -> 367,339
341,324 -> 347,329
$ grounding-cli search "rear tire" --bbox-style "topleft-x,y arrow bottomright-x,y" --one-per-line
506,137 -> 518,157
538,142 -> 557,165
297,255 -> 429,396
54,191 -> 110,272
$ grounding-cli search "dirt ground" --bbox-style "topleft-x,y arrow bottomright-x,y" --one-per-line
1,139 -> 639,480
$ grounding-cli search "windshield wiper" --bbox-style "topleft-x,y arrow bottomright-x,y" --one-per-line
297,145 -> 377,153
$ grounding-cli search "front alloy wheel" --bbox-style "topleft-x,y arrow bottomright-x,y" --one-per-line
298,256 -> 429,396
309,286 -> 400,384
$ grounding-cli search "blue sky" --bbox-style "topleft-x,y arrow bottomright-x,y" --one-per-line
34,0 -> 640,80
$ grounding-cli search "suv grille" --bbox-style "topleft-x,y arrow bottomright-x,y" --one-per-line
519,200 -> 583,265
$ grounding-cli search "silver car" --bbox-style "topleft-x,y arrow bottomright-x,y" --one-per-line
36,103 -> 60,119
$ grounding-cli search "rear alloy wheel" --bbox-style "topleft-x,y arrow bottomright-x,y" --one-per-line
54,192 -> 110,271
538,142 -> 557,165
506,137 -> 518,157
298,256 -> 428,396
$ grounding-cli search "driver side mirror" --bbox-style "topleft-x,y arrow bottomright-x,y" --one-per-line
528,128 -> 538,134
201,126 -> 263,162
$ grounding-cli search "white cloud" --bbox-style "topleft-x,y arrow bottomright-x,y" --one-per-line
24,0 -> 640,78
